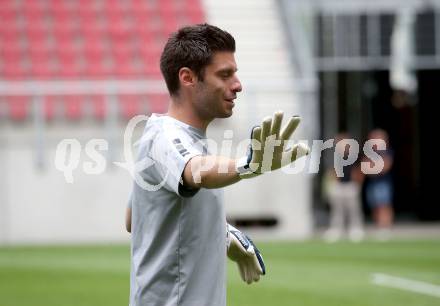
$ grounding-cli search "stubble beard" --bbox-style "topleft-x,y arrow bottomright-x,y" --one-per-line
195,88 -> 232,120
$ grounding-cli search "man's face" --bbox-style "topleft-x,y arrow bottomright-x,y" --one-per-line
193,51 -> 242,120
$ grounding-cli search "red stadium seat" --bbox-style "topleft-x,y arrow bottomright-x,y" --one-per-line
90,95 -> 107,120
83,37 -> 108,59
55,38 -> 78,56
160,13 -> 180,35
23,0 -> 49,13
0,10 -> 18,31
80,11 -> 107,33
0,0 -> 206,120
24,22 -> 49,40
118,94 -> 146,119
1,61 -> 29,79
158,0 -> 176,14
85,55 -> 115,78
44,96 -> 58,121
45,96 -> 89,120
22,8 -> 44,22
31,62 -> 55,79
28,33 -> 51,52
106,0 -> 132,14
112,39 -> 135,58
147,93 -> 168,114
49,0 -> 79,13
53,19 -> 81,38
132,0 -> 157,11
185,0 -> 205,11
0,0 -> 20,11
29,50 -> 57,78
141,48 -> 162,77
187,8 -> 205,24
0,31 -> 23,53
78,0 -> 103,12
1,45 -> 23,62
63,95 -> 84,120
113,47 -> 145,77
7,96 -> 31,121
57,53 -> 85,78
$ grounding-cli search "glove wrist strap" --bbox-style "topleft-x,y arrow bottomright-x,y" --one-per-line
235,156 -> 253,176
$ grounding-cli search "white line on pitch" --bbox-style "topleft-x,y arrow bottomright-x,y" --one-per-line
371,273 -> 440,298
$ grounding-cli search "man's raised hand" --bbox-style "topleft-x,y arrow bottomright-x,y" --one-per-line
236,111 -> 310,178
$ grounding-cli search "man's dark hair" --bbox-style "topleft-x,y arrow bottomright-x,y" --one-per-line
160,23 -> 236,96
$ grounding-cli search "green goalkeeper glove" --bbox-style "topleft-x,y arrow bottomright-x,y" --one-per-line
236,111 -> 310,178
227,224 -> 266,284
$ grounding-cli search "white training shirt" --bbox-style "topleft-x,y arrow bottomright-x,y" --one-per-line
129,114 -> 226,306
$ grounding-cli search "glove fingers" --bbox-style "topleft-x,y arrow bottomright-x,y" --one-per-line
228,225 -> 266,284
251,126 -> 262,148
253,271 -> 261,282
245,268 -> 253,285
238,263 -> 246,282
244,262 -> 253,284
280,116 -> 300,141
243,264 -> 252,284
250,127 -> 262,169
246,260 -> 258,283
282,143 -> 310,166
260,116 -> 272,150
248,261 -> 260,283
270,111 -> 283,138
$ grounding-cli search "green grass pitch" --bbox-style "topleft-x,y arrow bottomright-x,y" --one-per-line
1,239 -> 439,306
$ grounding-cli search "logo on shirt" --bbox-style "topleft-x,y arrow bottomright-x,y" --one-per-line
173,138 -> 190,157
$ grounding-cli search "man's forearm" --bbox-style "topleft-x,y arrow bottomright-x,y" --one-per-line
183,155 -> 241,189
126,207 -> 132,233
182,112 -> 310,189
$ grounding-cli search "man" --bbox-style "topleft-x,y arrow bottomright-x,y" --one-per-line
364,128 -> 394,240
127,24 -> 309,306
323,132 -> 365,242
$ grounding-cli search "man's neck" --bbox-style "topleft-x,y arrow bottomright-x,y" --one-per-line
167,98 -> 211,132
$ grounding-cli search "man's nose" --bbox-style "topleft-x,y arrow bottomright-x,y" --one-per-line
231,77 -> 242,93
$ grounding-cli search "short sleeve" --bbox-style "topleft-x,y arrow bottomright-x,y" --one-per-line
149,127 -> 204,197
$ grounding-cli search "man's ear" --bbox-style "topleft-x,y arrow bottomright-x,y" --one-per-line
179,67 -> 196,89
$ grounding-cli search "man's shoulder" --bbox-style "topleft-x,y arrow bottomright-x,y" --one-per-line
146,114 -> 186,134
153,115 -> 204,143
138,115 -> 190,154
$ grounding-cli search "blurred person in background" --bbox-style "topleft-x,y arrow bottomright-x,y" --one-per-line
323,132 -> 365,242
363,129 -> 394,240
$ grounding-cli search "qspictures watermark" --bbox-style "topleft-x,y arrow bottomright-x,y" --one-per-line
54,115 -> 387,190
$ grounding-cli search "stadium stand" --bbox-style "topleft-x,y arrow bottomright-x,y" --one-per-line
0,0 -> 205,121
0,0 -> 314,244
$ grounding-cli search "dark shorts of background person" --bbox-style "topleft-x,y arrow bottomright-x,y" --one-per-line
366,175 -> 393,208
